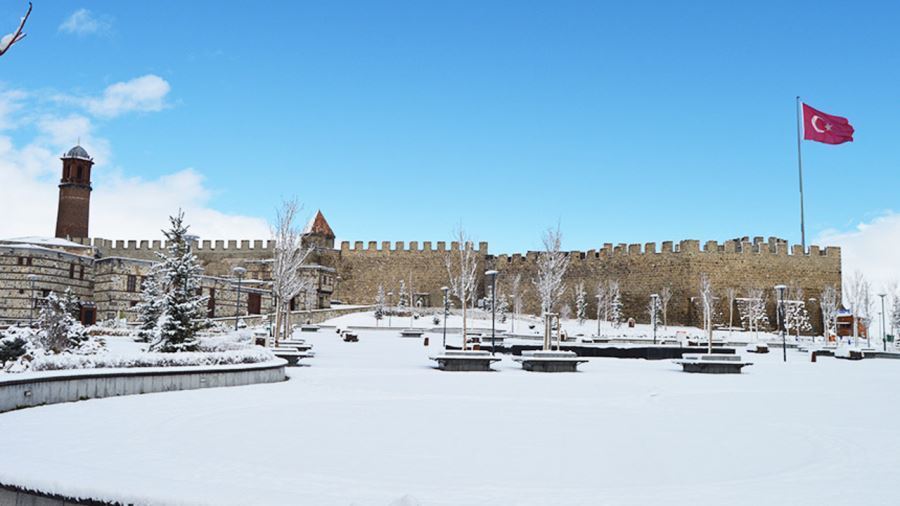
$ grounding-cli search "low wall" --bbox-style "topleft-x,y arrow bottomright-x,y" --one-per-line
0,359 -> 286,414
0,483 -> 117,505
211,305 -> 373,328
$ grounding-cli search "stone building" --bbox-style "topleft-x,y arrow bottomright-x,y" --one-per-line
0,144 -> 843,333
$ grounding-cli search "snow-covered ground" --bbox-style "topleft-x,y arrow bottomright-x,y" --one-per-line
0,315 -> 896,505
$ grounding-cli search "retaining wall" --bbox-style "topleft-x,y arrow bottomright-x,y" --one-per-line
0,359 -> 286,413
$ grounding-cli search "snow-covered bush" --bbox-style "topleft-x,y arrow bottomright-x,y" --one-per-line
30,348 -> 276,371
0,330 -> 30,366
36,290 -> 88,353
197,330 -> 255,352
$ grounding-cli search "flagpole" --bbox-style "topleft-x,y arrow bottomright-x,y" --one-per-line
795,96 -> 806,251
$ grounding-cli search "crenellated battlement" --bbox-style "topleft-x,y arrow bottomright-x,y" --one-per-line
491,237 -> 838,263
338,240 -> 490,254
74,237 -> 277,253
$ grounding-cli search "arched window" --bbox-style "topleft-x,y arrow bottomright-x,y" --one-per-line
76,166 -> 83,181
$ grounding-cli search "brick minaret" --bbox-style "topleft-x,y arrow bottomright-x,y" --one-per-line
55,145 -> 94,239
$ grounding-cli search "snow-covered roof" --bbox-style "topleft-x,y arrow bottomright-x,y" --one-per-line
0,236 -> 91,249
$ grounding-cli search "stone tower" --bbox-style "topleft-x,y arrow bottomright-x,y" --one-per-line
302,210 -> 336,249
55,145 -> 94,239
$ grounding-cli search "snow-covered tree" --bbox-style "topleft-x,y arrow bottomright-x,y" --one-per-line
738,288 -> 768,340
647,295 -> 660,330
397,279 -> 409,311
495,290 -> 509,323
560,303 -> 573,321
819,285 -> 839,340
374,285 -> 386,326
533,226 -> 570,350
844,270 -> 870,344
698,274 -> 715,352
659,286 -> 672,329
891,293 -> 900,341
271,198 -> 314,343
135,269 -> 164,343
575,282 -> 587,325
508,273 -> 522,332
607,280 -> 623,328
724,287 -> 737,336
445,227 -> 478,349
36,290 -> 86,353
150,211 -> 209,353
784,300 -> 812,339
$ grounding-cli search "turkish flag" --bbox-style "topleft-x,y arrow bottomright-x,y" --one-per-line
802,103 -> 854,144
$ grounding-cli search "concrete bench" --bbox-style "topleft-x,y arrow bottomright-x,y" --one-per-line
429,350 -> 501,371
278,342 -> 313,352
272,350 -> 312,366
400,328 -> 425,338
513,350 -> 588,373
300,325 -> 320,332
341,332 -> 359,342
675,353 -> 752,374
836,349 -> 864,361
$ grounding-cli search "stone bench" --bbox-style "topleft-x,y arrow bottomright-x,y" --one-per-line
675,353 -> 752,374
429,350 -> 501,372
513,350 -> 588,373
835,349 -> 864,361
272,350 -> 312,366
400,328 -> 425,338
747,344 -> 769,354
278,342 -> 313,352
300,325 -> 320,332
341,332 -> 359,342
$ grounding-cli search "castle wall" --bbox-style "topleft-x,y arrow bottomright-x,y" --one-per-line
0,246 -> 94,323
333,241 -> 489,309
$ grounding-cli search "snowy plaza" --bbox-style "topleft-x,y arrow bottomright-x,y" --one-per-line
0,312 -> 899,505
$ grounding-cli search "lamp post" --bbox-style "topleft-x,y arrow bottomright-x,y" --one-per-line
879,292 -> 887,351
650,293 -> 659,345
441,286 -> 449,348
232,266 -> 246,331
27,274 -> 37,324
775,284 -> 787,362
485,270 -> 499,355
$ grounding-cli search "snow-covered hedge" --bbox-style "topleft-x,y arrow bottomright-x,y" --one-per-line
30,348 -> 276,372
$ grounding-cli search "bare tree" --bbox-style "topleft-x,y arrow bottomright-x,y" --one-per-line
698,274 -> 715,353
659,286 -> 672,329
445,227 -> 478,350
595,281 -> 607,336
844,270 -> 870,345
725,287 -> 737,338
533,226 -> 570,350
271,198 -> 313,344
819,285 -> 839,341
738,288 -> 768,341
0,2 -> 31,57
574,282 -> 587,325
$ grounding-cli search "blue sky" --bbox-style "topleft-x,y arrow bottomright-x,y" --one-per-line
1,1 -> 898,262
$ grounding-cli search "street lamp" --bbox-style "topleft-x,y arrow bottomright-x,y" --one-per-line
441,286 -> 450,348
650,293 -> 659,345
485,270 -> 499,355
27,274 -> 37,324
879,293 -> 887,351
232,266 -> 246,331
775,284 -> 787,362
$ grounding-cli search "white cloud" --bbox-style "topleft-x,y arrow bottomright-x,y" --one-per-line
817,212 -> 900,293
83,75 -> 171,118
91,169 -> 271,240
0,80 -> 270,241
58,9 -> 111,36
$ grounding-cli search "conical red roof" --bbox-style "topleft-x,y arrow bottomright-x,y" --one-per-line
303,210 -> 335,238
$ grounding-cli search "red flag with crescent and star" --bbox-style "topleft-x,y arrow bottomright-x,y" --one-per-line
802,103 -> 854,145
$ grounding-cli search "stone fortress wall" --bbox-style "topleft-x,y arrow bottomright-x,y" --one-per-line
42,234 -> 840,334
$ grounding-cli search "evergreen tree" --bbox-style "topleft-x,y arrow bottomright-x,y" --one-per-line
135,269 -> 164,342
36,289 -> 86,353
397,280 -> 408,311
151,211 -> 208,353
374,285 -> 386,325
575,282 -> 587,325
